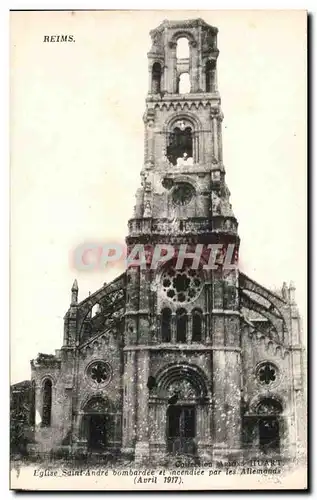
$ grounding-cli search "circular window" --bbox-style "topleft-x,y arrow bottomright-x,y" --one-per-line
256,362 -> 278,386
172,182 -> 195,206
161,265 -> 203,303
86,361 -> 112,387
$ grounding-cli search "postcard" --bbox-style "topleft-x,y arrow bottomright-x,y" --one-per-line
10,10 -> 307,490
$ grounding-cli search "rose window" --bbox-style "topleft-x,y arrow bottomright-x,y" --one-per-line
86,361 -> 112,387
172,182 -> 195,206
161,265 -> 203,303
256,363 -> 278,386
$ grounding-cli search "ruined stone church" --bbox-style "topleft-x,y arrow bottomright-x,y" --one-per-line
29,19 -> 306,462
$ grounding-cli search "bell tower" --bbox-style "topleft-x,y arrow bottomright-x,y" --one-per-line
123,19 -> 241,462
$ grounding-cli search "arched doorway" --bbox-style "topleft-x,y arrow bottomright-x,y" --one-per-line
153,364 -> 209,456
81,397 -> 110,451
166,379 -> 197,455
256,398 -> 283,452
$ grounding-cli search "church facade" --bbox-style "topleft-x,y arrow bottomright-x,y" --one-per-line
29,19 -> 306,463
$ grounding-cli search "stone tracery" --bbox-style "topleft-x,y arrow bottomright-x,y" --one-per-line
161,264 -> 203,304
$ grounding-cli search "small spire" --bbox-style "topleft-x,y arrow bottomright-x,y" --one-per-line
282,282 -> 288,300
71,279 -> 78,305
289,281 -> 296,304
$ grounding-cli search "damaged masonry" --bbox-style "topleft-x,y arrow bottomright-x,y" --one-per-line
24,18 -> 306,464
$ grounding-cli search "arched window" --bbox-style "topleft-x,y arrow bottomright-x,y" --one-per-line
161,308 -> 172,342
167,125 -> 193,165
176,308 -> 187,343
152,62 -> 161,93
192,309 -> 203,342
178,72 -> 190,94
205,60 -> 216,92
91,303 -> 100,317
176,37 -> 190,59
42,378 -> 52,427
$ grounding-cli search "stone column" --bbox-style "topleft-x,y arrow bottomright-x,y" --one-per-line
134,265 -> 151,461
71,412 -> 82,450
201,58 -> 206,92
193,132 -> 199,163
190,42 -> 199,92
213,347 -> 242,460
162,65 -> 168,93
197,404 -> 212,458
147,119 -> 155,164
156,314 -> 161,343
171,313 -> 176,343
167,42 -> 177,93
122,350 -> 137,453
148,64 -> 153,93
205,282 -> 212,345
135,349 -> 150,461
212,116 -> 219,161
217,113 -> 224,162
187,313 -> 192,343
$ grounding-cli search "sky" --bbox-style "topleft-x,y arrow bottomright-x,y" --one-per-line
10,10 -> 307,384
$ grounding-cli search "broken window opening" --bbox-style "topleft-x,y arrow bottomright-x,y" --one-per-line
161,308 -> 172,342
178,72 -> 191,94
205,60 -> 216,92
176,308 -> 187,343
192,309 -> 203,342
152,62 -> 161,94
176,37 -> 190,59
166,126 -> 193,166
91,303 -> 101,317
